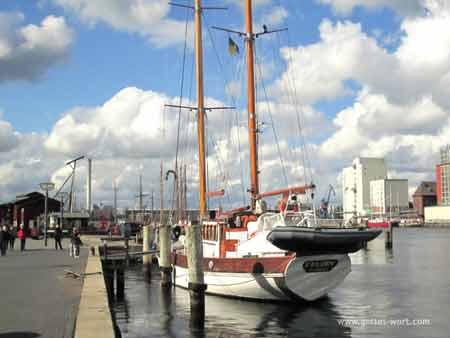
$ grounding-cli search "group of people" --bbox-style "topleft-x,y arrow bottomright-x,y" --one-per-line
0,224 -> 27,256
0,224 -> 83,258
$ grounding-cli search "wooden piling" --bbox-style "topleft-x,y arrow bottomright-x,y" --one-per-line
116,267 -> 125,301
104,266 -> 114,302
124,238 -> 130,266
159,224 -> 172,287
142,225 -> 152,282
385,222 -> 393,249
186,220 -> 206,328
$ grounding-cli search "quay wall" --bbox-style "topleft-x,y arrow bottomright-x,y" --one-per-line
74,253 -> 116,338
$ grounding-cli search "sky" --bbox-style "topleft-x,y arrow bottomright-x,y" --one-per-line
0,0 -> 449,211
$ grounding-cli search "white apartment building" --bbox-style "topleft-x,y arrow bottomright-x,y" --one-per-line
370,179 -> 409,215
342,157 -> 387,220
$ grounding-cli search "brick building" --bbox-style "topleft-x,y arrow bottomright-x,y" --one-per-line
0,192 -> 61,229
413,182 -> 437,218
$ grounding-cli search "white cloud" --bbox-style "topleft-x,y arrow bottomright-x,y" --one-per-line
0,120 -> 20,152
264,2 -> 450,199
51,0 -> 192,47
45,87 -> 187,158
316,0 -> 424,16
260,6 -> 288,26
226,0 -> 273,9
0,12 -> 74,81
271,19 -> 393,104
272,1 -> 450,107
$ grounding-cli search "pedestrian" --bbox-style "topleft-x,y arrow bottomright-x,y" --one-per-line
9,226 -> 17,250
17,224 -> 27,251
0,225 -> 9,256
54,225 -> 63,250
71,228 -> 82,258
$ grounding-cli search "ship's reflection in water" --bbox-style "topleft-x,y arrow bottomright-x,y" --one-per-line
113,228 -> 450,338
115,274 -> 350,338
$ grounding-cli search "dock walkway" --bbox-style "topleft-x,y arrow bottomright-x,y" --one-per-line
0,239 -> 87,338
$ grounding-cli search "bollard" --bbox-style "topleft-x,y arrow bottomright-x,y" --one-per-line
116,267 -> 125,301
186,221 -> 206,329
159,224 -> 172,287
385,222 -> 393,249
142,225 -> 152,282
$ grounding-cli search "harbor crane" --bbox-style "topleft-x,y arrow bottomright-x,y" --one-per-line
319,184 -> 336,218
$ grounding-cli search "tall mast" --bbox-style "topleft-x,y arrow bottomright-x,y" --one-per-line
195,0 -> 207,219
245,0 -> 259,208
160,161 -> 164,225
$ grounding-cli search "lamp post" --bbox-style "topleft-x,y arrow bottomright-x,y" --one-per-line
59,192 -> 69,230
40,182 -> 55,247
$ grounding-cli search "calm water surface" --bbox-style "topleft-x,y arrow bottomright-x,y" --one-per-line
113,228 -> 450,338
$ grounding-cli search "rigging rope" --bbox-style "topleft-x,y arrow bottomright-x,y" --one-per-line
203,14 -> 247,207
254,43 -> 289,188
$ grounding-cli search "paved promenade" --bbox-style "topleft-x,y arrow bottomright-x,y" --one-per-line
0,238 -> 88,338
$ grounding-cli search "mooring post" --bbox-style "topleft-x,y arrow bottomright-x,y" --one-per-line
187,220 -> 206,328
159,224 -> 172,287
116,265 -> 125,301
125,237 -> 130,266
385,222 -> 393,249
142,225 -> 152,282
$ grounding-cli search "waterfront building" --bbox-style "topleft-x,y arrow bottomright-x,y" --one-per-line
436,145 -> 450,206
370,179 -> 409,215
342,157 -> 387,220
425,146 -> 450,224
0,192 -> 61,228
413,182 -> 436,218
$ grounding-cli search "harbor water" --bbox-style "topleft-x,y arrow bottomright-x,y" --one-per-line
112,228 -> 450,338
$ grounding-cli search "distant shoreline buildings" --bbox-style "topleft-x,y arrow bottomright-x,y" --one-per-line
424,146 -> 450,223
342,157 -> 408,220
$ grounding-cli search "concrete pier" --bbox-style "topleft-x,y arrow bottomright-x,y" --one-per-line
75,254 -> 115,338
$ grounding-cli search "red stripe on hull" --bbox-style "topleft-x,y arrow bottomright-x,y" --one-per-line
368,221 -> 390,228
172,253 -> 294,273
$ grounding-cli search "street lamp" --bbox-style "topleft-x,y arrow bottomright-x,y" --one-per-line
59,192 -> 69,229
40,182 -> 55,247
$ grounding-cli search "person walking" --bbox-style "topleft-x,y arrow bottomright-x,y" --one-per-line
71,228 -> 82,258
0,225 -> 9,256
54,225 -> 63,250
9,226 -> 17,250
17,224 -> 27,251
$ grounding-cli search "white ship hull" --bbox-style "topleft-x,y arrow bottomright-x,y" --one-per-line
171,253 -> 351,301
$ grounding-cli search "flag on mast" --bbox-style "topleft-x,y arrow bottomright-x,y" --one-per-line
228,37 -> 239,56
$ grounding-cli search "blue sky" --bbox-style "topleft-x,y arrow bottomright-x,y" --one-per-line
0,0 -> 449,208
0,0 -> 400,132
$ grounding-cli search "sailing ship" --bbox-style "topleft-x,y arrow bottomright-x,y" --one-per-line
168,0 -> 381,302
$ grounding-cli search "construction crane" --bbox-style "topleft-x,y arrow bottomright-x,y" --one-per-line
319,185 -> 336,218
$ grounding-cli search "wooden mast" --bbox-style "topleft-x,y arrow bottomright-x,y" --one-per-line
245,0 -> 259,209
195,0 -> 207,219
